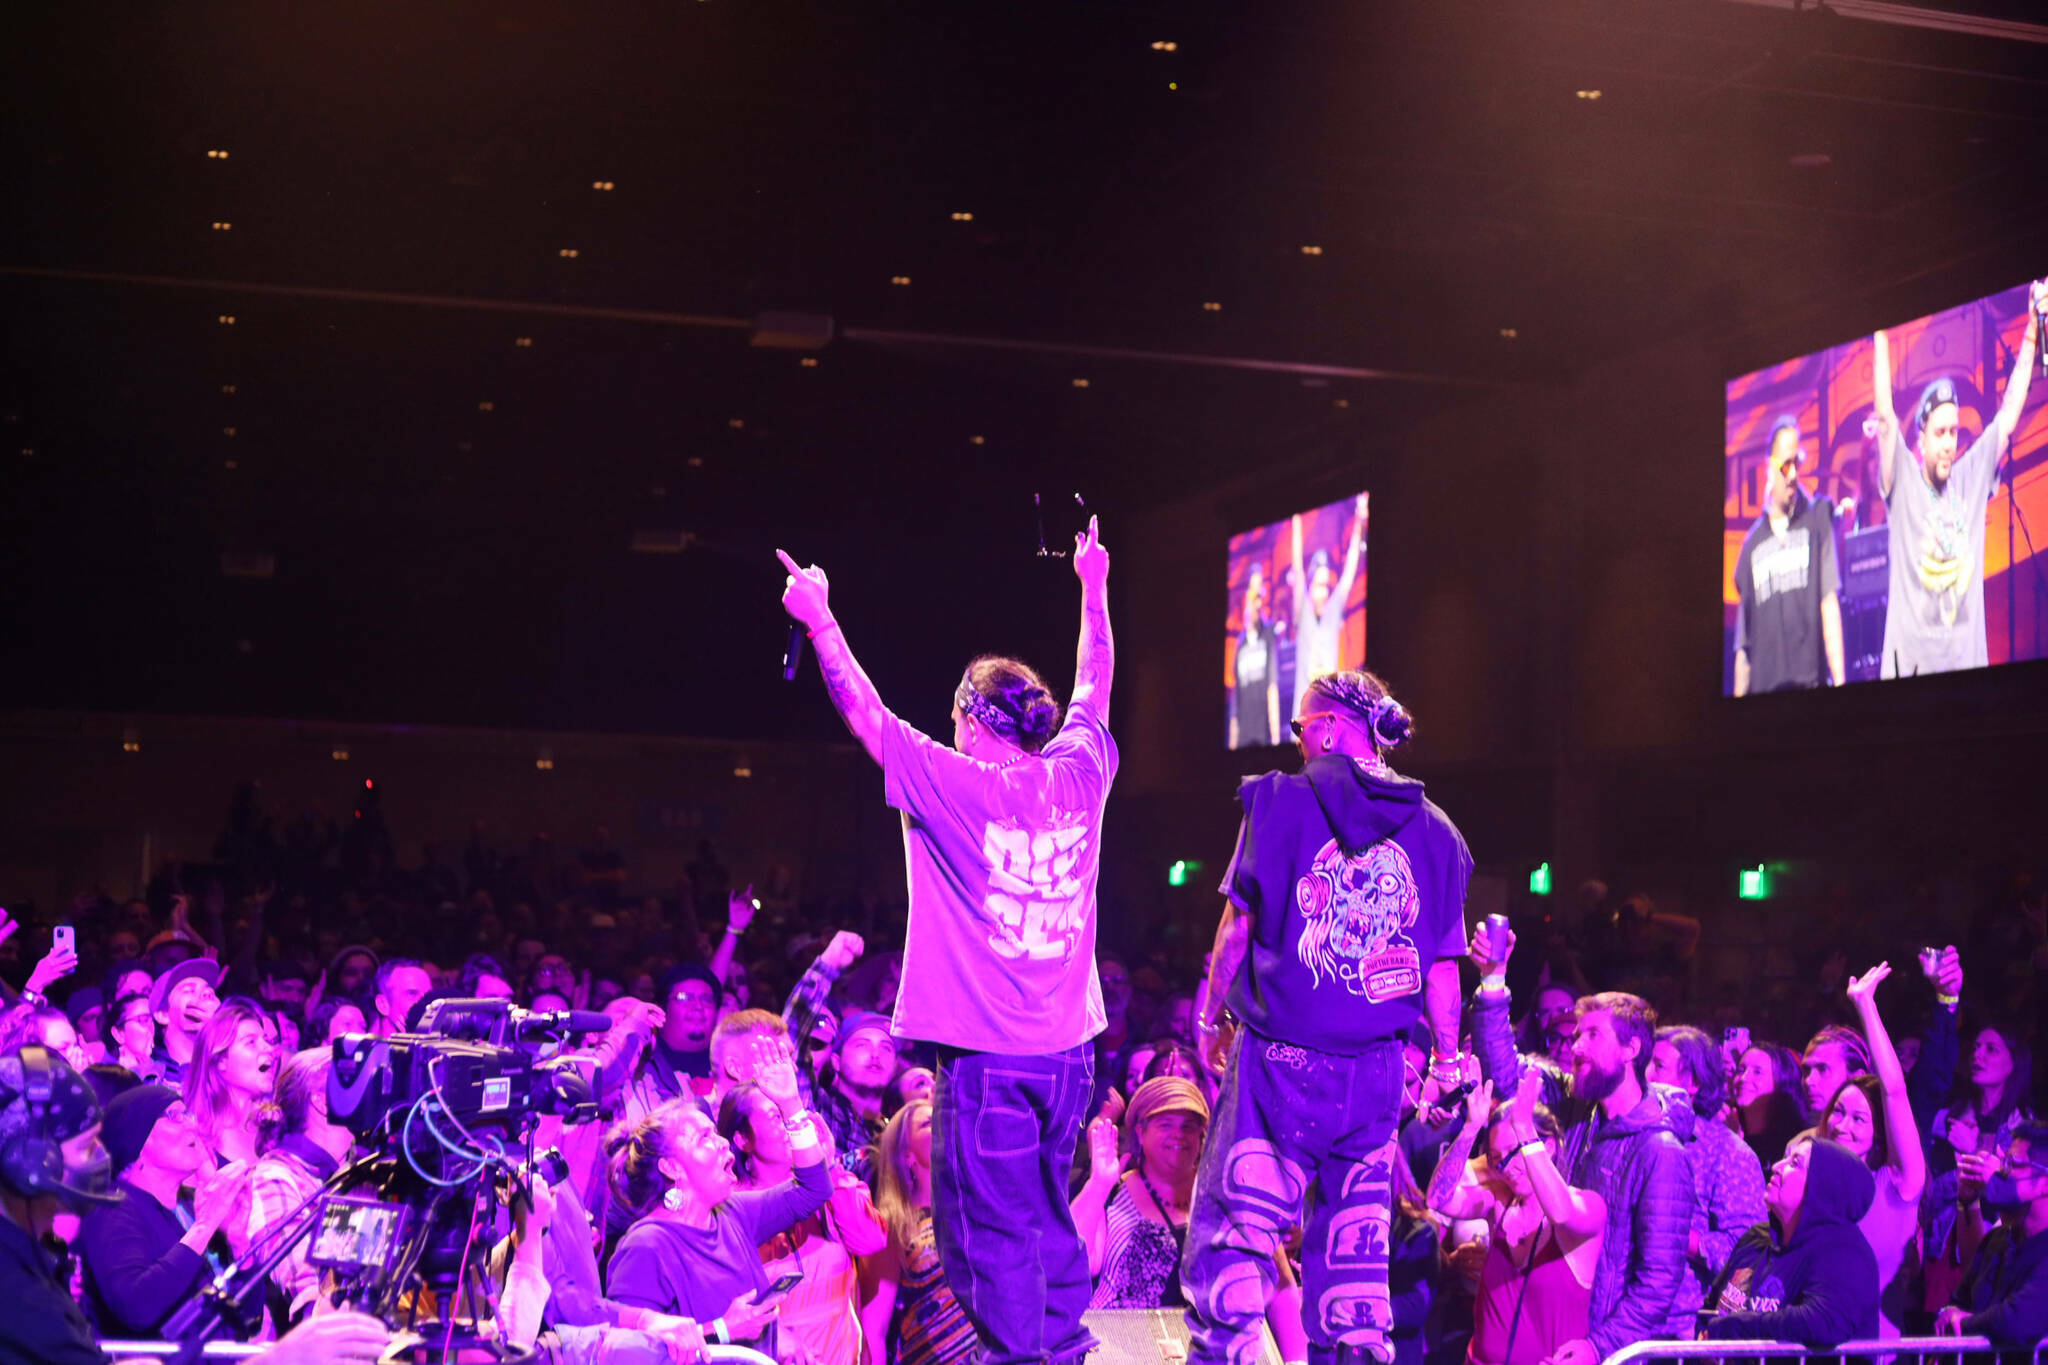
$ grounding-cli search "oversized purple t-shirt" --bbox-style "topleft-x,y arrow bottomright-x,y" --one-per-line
881,695 -> 1118,1054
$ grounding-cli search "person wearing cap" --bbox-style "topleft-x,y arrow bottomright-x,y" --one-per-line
149,955 -> 222,1088
76,1082 -> 250,1337
621,963 -> 722,1125
64,986 -> 108,1065
1073,1076 -> 1211,1310
1871,278 -> 2047,679
778,517 -> 1117,1365
0,1044 -> 118,1365
810,1009 -> 896,1186
1732,415 -> 1844,695
1188,668 -> 1471,1365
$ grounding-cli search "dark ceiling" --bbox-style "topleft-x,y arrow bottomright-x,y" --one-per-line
4,0 -> 2046,741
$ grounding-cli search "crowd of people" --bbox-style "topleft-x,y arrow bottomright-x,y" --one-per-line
3,515 -> 2048,1365
3,816 -> 2047,1364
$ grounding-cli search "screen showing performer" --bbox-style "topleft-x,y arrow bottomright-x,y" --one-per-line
1225,491 -> 1369,748
1723,276 -> 2047,693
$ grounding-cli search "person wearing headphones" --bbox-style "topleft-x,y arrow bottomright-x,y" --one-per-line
1186,669 -> 1472,1365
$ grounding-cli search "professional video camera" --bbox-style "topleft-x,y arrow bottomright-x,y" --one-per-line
162,998 -> 610,1358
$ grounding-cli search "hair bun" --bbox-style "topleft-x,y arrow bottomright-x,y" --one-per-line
1371,699 -> 1413,748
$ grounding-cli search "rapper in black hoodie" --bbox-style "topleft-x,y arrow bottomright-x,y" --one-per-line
1704,1135 -> 1881,1346
1185,670 -> 1473,1365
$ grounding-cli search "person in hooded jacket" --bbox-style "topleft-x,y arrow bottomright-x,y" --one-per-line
1466,922 -> 1693,1365
1701,1135 -> 1880,1347
1187,669 -> 1472,1365
1935,1119 -> 2048,1351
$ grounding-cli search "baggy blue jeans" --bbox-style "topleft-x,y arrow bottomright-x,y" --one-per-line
1180,1031 -> 1405,1365
931,1042 -> 1097,1365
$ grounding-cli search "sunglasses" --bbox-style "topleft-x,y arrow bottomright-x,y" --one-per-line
1289,712 -> 1344,740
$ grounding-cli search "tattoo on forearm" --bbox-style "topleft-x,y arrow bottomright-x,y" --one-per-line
1078,602 -> 1114,692
1428,1122 -> 1482,1212
815,637 -> 883,739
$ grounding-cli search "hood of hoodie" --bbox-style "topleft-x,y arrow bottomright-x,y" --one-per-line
1777,1136 -> 1876,1249
1302,755 -> 1424,857
1649,1082 -> 1700,1144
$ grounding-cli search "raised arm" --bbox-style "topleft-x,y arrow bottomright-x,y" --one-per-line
1846,961 -> 1927,1202
1501,1069 -> 1605,1239
1990,280 -> 2046,450
1070,1116 -> 1126,1275
1071,515 -> 1113,709
1333,492 -> 1367,602
1874,329 -> 1899,500
1425,1081 -> 1502,1223
1288,514 -> 1307,618
779,550 -> 891,765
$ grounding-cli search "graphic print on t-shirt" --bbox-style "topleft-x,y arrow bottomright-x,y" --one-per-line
1293,837 -> 1421,1002
982,811 -> 1093,963
1749,527 -> 1812,607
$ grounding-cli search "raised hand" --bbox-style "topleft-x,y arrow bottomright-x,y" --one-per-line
1084,1115 -> 1126,1185
1468,921 -> 1515,977
24,938 -> 79,997
0,907 -> 15,949
1846,961 -> 1891,1003
1463,1079 -> 1494,1131
1511,1066 -> 1544,1140
728,886 -> 757,935
195,1162 -> 251,1231
775,550 -> 832,631
1074,515 -> 1109,594
821,930 -> 865,972
749,1035 -> 802,1113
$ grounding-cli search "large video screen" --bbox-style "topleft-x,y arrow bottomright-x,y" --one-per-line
1723,278 -> 2046,694
1225,491 -> 1368,748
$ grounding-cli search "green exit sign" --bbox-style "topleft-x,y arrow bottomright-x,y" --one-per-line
1529,862 -> 1552,896
1739,865 -> 1770,900
1168,859 -> 1204,888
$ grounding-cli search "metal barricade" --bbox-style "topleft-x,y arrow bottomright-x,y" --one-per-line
1603,1337 -> 2037,1365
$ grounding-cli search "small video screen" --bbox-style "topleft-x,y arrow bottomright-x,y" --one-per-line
308,1196 -> 410,1271
1225,491 -> 1369,749
1723,276 -> 2047,694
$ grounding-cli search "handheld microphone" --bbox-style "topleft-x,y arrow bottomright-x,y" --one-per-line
783,621 -> 806,681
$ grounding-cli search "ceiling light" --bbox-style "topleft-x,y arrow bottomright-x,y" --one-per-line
591,180 -> 615,191
222,426 -> 236,437
890,275 -> 911,286
687,456 -> 704,468
218,315 -> 236,325
1575,89 -> 1602,101
220,384 -> 237,395
1334,399 -> 1351,409
1168,82 -> 1178,90
514,336 -> 533,348
969,435 -> 986,445
558,248 -> 580,258
1150,40 -> 1178,51
950,211 -> 974,222
1201,301 -> 1222,312
122,728 -> 141,753
1071,378 -> 1091,388
1499,327 -> 1519,339
478,400 -> 495,412
733,766 -> 753,779
211,221 -> 232,231
800,356 -> 818,368
536,748 -> 554,771
331,746 -> 350,761
1299,244 -> 1323,256
206,149 -> 229,159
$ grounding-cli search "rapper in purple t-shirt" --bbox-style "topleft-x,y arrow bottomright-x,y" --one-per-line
776,516 -> 1117,1365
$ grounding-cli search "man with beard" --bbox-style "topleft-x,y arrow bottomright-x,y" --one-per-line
1468,924 -> 1692,1365
1732,416 -> 1844,694
1873,280 -> 2046,678
1188,669 -> 1470,1365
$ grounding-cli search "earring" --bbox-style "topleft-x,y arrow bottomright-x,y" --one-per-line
1322,736 -> 1333,751
663,1187 -> 686,1212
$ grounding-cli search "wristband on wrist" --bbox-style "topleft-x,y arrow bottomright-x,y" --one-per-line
809,622 -> 842,642
1479,974 -> 1508,995
1519,1140 -> 1546,1158
712,1318 -> 730,1344
1937,992 -> 1960,1007
19,987 -> 46,1007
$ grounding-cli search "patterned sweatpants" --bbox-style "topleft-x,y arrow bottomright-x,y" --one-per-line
1180,1031 -> 1405,1365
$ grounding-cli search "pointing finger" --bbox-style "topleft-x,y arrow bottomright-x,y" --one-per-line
775,549 -> 802,575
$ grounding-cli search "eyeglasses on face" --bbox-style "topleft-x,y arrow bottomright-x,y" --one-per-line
1289,712 -> 1343,740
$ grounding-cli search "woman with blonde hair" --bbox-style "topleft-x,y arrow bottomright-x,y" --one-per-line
183,998 -> 279,1165
860,1099 -> 977,1365
1072,1076 -> 1209,1308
